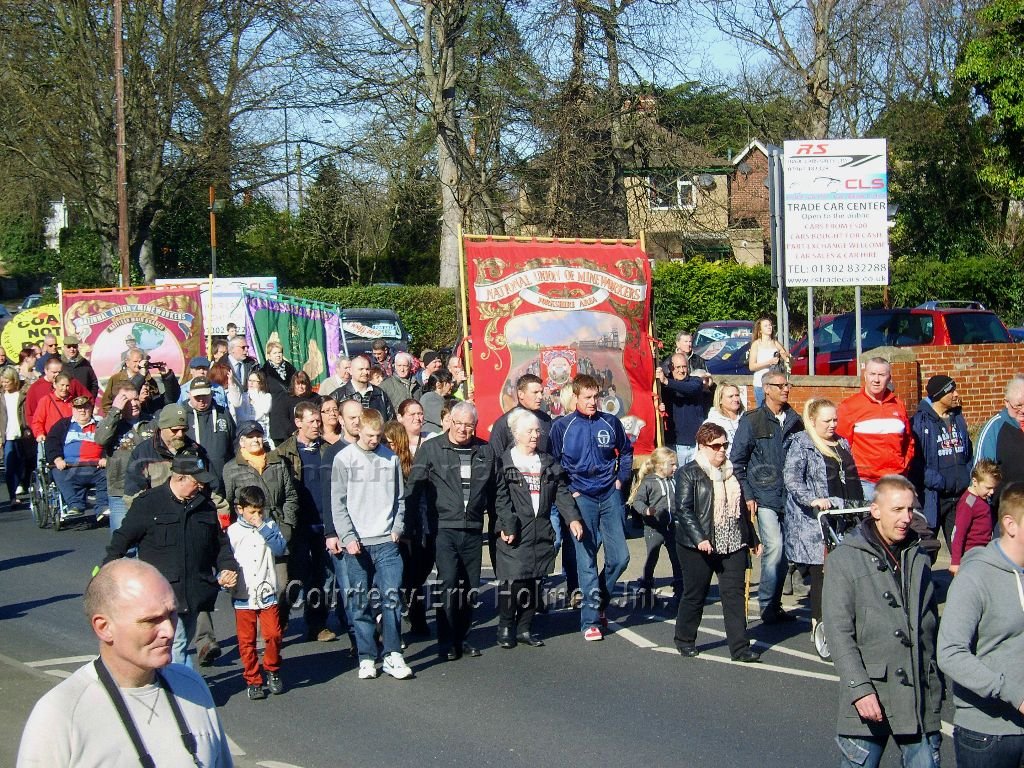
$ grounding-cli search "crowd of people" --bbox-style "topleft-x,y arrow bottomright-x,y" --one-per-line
10,322 -> 1024,768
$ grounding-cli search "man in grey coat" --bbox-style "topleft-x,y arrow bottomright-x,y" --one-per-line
937,481 -> 1024,768
823,474 -> 942,768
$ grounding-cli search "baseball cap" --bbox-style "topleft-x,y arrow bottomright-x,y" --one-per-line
189,377 -> 212,396
188,356 -> 211,370
171,454 -> 216,484
158,404 -> 188,429
236,420 -> 265,437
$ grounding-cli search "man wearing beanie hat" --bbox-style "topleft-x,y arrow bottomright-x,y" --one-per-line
912,374 -> 972,545
123,403 -> 211,506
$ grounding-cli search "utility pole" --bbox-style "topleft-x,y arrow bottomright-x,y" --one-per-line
113,0 -> 130,286
209,186 -> 218,281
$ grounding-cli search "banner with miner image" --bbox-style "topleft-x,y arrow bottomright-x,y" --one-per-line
464,236 -> 655,456
61,286 -> 205,395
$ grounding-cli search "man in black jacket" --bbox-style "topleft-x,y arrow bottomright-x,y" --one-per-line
730,368 -> 803,624
124,404 -> 210,505
105,453 -> 238,667
327,354 -> 395,421
406,401 -> 500,660
182,376 -> 234,495
61,336 -> 99,397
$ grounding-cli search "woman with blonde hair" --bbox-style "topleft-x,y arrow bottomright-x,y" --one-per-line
748,315 -> 791,406
629,446 -> 683,603
702,382 -> 744,444
783,398 -> 862,634
260,340 -> 298,395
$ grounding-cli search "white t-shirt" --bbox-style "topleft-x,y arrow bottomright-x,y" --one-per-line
511,447 -> 543,516
17,661 -> 233,768
5,391 -> 20,441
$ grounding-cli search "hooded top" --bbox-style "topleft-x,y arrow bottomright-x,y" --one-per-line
937,539 -> 1024,736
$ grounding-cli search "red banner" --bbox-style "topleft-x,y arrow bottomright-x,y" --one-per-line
464,236 -> 656,456
61,286 -> 205,396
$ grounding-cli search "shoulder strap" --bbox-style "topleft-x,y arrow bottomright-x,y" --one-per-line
93,659 -> 201,767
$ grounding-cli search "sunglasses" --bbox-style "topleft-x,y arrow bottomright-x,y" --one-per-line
705,441 -> 730,450
766,382 -> 792,389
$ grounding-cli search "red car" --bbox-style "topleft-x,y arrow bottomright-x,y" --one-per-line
790,307 -> 1012,375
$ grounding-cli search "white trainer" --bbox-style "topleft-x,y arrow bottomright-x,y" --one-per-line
358,659 -> 378,679
382,652 -> 413,680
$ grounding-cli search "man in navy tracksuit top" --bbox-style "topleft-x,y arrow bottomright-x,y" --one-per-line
549,374 -> 633,641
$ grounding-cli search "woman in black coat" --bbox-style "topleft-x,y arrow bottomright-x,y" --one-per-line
268,371 -> 321,444
494,409 -> 583,648
260,340 -> 298,396
673,422 -> 762,662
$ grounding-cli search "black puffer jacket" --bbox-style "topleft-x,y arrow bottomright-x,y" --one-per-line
104,482 -> 238,614
493,449 -> 580,581
730,405 -> 803,511
672,460 -> 759,551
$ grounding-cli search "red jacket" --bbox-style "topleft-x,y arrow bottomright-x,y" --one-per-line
836,389 -> 915,483
25,377 -> 91,428
31,393 -> 74,440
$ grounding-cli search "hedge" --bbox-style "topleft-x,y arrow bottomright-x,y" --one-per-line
291,286 -> 461,353
293,253 -> 1024,354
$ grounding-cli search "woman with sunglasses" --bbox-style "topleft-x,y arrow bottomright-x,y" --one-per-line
783,398 -> 862,638
673,422 -> 762,662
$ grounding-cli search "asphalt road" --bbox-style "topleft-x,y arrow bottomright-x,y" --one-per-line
0,497 -> 958,768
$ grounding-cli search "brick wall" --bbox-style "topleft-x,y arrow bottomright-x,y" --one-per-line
718,343 -> 1024,428
729,149 -> 770,240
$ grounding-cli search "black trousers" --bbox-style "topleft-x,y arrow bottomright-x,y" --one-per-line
936,494 -> 959,551
434,528 -> 483,650
674,545 -> 750,657
497,578 -> 540,634
400,533 -> 436,631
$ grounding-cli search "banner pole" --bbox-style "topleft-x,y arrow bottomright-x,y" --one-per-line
458,225 -> 473,397
207,273 -> 214,358
639,231 -> 663,449
57,282 -> 65,340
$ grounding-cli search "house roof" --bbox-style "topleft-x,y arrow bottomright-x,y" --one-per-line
731,139 -> 769,166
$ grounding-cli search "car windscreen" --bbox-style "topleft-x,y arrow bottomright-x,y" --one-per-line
945,313 -> 1011,344
860,313 -> 934,349
342,318 -> 404,340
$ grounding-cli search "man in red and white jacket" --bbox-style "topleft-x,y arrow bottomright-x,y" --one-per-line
44,395 -> 109,519
837,357 -> 915,502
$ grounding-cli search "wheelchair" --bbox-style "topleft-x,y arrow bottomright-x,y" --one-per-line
28,442 -> 72,530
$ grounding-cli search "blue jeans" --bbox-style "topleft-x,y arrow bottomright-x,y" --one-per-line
954,727 -> 1024,768
836,732 -> 940,768
3,439 -> 29,499
674,444 -> 696,466
756,505 -> 787,612
171,611 -> 198,668
572,489 -> 630,631
550,506 -> 578,593
754,386 -> 765,407
343,541 -> 404,661
108,496 -> 127,534
861,480 -> 877,504
52,465 -> 108,511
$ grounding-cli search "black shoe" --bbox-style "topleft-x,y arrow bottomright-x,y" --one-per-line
247,684 -> 266,701
761,607 -> 797,625
443,646 -> 460,661
677,645 -> 699,657
267,672 -> 284,695
408,622 -> 431,638
497,627 -> 517,649
462,643 -> 482,658
732,648 -> 762,663
197,642 -> 222,667
515,632 -> 544,647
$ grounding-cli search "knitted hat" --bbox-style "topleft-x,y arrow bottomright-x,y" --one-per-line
926,375 -> 956,400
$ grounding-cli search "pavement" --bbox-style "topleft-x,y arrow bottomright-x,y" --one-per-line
0,503 -> 955,768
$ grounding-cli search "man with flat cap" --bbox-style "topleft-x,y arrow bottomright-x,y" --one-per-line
17,559 -> 234,767
61,335 -> 99,398
106,453 -> 238,666
912,374 -> 972,547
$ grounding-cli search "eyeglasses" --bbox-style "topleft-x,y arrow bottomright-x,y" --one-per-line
1007,400 -> 1024,412
705,441 -> 730,450
766,382 -> 792,389
320,408 -> 339,415
452,421 -> 476,429
167,426 -> 187,434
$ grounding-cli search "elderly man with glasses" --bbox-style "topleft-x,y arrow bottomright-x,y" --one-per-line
730,367 -> 804,625
976,373 -> 1024,495
405,401 -> 501,661
45,395 -> 109,521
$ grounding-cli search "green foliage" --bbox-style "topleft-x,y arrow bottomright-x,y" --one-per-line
46,228 -> 105,289
872,95 -> 1005,261
957,0 -> 1024,198
890,255 -> 1024,324
0,213 -> 44,276
291,286 -> 461,352
651,260 -> 775,344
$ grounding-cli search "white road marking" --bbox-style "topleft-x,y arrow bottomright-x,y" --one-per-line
662,620 -> 833,666
44,669 -> 73,679
606,621 -> 659,648
651,646 -> 840,682
226,734 -> 247,756
257,762 -> 307,768
26,655 -> 95,667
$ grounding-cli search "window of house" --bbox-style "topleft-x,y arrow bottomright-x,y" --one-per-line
648,173 -> 696,211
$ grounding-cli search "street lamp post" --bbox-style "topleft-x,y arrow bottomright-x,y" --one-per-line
208,186 -> 227,280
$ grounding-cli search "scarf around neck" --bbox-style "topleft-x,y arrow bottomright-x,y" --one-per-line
694,451 -> 742,529
241,446 -> 267,474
